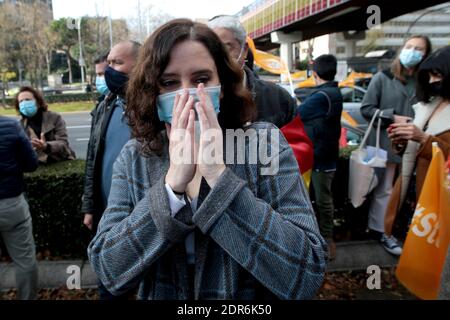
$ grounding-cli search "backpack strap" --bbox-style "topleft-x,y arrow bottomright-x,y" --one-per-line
316,90 -> 332,116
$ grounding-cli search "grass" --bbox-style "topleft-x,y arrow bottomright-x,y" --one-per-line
0,101 -> 93,116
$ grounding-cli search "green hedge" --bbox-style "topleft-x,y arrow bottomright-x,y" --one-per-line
4,92 -> 99,106
44,92 -> 100,104
0,160 -> 91,260
24,159 -> 90,259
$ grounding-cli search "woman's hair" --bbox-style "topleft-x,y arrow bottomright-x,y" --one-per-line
126,19 -> 256,155
416,46 -> 450,103
391,35 -> 432,83
14,86 -> 48,114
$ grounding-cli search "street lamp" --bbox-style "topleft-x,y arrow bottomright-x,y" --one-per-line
405,4 -> 450,39
108,1 -> 113,50
77,18 -> 85,85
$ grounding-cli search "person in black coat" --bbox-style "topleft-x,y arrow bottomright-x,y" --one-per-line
298,54 -> 343,260
0,115 -> 39,299
208,15 -> 296,129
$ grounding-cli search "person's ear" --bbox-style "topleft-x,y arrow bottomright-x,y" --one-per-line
312,71 -> 320,84
244,44 -> 249,58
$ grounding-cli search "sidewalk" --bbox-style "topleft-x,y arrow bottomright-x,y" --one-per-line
0,240 -> 398,291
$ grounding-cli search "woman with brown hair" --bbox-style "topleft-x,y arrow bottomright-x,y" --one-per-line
386,46 -> 450,253
360,35 -> 432,255
14,86 -> 75,163
88,19 -> 326,300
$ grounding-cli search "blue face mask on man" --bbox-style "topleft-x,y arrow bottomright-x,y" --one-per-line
95,76 -> 110,96
156,85 -> 222,124
399,48 -> 423,69
19,100 -> 38,118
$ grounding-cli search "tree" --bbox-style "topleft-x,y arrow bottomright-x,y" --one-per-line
0,4 -> 17,105
0,2 -> 55,90
19,2 -> 56,88
69,16 -> 130,84
127,3 -> 173,43
51,18 -> 79,84
361,29 -> 385,56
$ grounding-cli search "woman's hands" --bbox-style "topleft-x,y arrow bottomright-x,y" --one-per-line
31,133 -> 48,151
388,122 -> 430,145
195,83 -> 226,189
165,84 -> 226,193
165,89 -> 197,194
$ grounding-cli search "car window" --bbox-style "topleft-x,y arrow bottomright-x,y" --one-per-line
354,88 -> 365,102
340,87 -> 354,103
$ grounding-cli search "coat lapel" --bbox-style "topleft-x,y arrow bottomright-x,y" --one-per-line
400,99 -> 450,204
194,178 -> 211,299
41,111 -> 56,135
426,101 -> 450,136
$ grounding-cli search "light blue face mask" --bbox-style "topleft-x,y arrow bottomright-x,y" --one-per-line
19,100 -> 38,118
95,76 -> 110,96
156,85 -> 221,124
399,48 -> 423,69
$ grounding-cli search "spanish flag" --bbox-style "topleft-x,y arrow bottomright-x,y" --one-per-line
280,115 -> 314,189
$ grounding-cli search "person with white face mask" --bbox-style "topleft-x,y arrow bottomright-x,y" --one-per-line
360,35 -> 432,255
208,15 -> 296,129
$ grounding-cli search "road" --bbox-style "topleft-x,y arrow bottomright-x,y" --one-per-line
4,112 -> 92,159
64,112 -> 91,160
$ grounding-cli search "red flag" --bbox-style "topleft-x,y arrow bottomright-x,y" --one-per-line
281,115 -> 314,187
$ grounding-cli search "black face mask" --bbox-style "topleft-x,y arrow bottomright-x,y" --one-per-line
429,81 -> 442,97
105,66 -> 129,95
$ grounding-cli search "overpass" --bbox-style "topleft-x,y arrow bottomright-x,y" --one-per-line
237,0 -> 448,69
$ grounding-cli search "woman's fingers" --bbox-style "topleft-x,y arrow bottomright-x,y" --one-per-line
31,139 -> 42,148
173,90 -> 189,128
392,129 -> 413,140
186,109 -> 195,140
178,95 -> 195,129
171,92 -> 181,128
186,109 -> 196,163
195,101 -> 210,133
197,83 -> 219,127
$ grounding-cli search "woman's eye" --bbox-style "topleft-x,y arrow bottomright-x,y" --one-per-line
161,80 -> 177,87
194,77 -> 210,84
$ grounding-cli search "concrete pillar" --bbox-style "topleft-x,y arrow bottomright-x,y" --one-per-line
280,42 -> 294,72
344,39 -> 357,58
271,31 -> 303,82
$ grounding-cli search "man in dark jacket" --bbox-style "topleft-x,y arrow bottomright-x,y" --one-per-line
81,40 -> 140,299
93,52 -> 110,106
0,116 -> 38,299
298,54 -> 343,260
208,15 -> 296,128
82,40 -> 140,233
